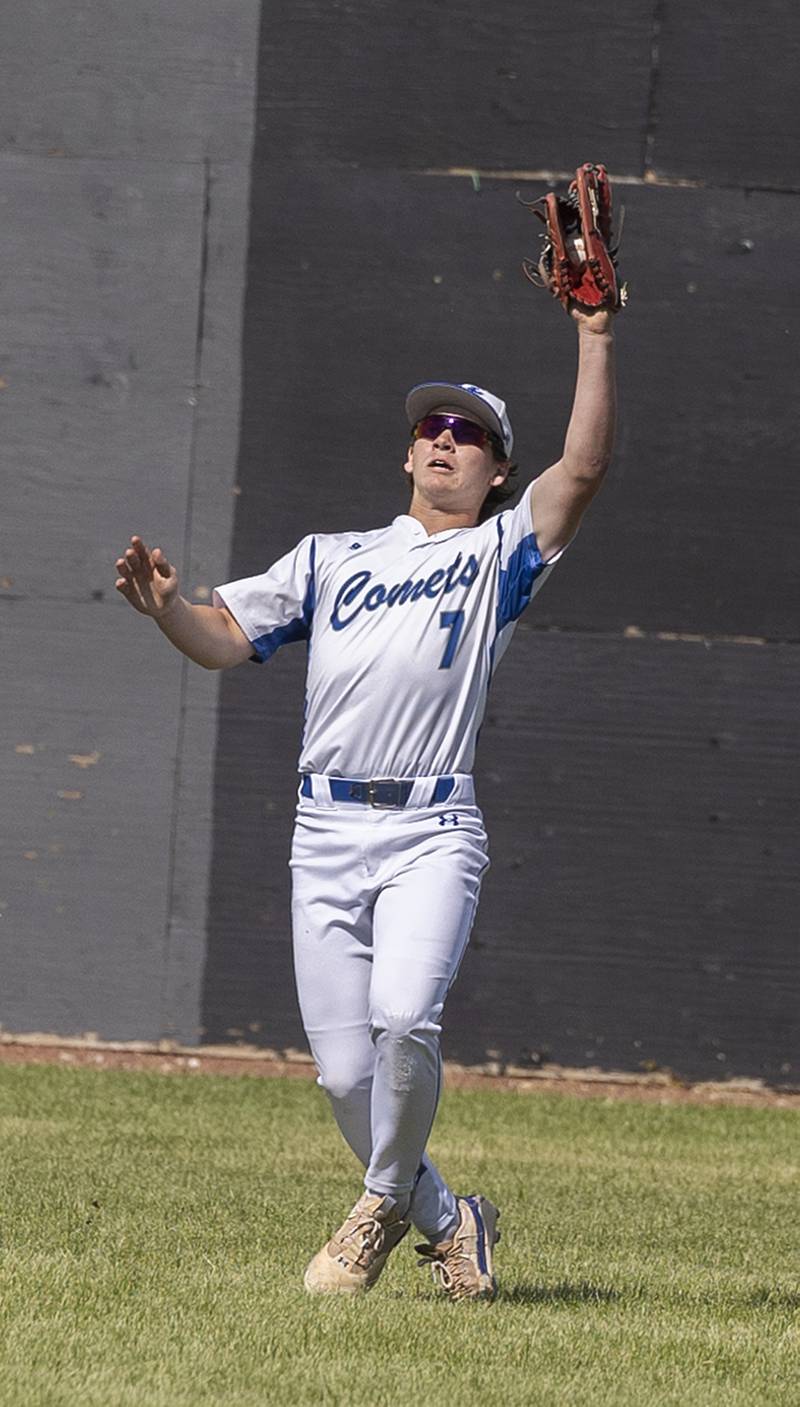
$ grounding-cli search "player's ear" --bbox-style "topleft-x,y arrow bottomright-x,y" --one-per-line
489,460 -> 510,488
403,446 -> 414,475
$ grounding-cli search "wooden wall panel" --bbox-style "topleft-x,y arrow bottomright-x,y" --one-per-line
652,1 -> 800,187
2,0 -> 257,162
255,0 -> 653,173
1,599 -> 181,1037
0,8 -> 260,1042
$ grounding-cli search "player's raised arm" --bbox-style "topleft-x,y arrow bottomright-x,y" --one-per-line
529,308 -> 616,561
524,160 -> 622,562
114,535 -> 251,669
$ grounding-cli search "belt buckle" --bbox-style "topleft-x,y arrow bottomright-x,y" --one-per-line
367,778 -> 405,809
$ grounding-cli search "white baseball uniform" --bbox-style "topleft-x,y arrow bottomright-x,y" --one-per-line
214,487 -> 561,1239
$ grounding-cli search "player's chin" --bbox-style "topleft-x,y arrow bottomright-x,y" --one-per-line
424,484 -> 464,509
421,467 -> 460,492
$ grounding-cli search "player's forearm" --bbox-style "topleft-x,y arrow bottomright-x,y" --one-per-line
153,597 -> 246,669
561,325 -> 616,484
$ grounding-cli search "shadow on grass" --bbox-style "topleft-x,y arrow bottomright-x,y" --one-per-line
748,1288 -> 800,1312
500,1280 -> 623,1307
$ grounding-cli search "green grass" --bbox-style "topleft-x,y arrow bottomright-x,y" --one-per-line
0,1065 -> 797,1406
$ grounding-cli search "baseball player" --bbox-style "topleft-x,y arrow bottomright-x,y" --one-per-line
115,297 -> 616,1301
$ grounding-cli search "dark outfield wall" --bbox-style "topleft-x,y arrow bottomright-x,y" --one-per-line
201,0 -> 800,1081
1,2 -> 797,1083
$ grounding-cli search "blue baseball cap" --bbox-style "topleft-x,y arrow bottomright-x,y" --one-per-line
405,381 -> 514,457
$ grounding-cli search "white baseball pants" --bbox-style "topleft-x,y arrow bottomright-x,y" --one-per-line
290,777 -> 489,1242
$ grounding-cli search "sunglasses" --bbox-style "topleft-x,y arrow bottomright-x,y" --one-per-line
412,413 -> 503,454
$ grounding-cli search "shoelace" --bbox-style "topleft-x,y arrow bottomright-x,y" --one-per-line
338,1215 -> 387,1267
416,1241 -> 484,1299
428,1258 -> 457,1294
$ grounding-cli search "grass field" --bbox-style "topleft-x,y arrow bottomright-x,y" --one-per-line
0,1064 -> 797,1407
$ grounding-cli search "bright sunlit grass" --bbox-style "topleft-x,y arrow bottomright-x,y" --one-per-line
0,1063 -> 797,1406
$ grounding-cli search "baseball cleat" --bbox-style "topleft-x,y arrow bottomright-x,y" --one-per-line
416,1194 -> 500,1301
303,1192 -> 410,1295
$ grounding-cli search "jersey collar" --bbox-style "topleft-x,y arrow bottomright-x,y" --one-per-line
393,513 -> 472,543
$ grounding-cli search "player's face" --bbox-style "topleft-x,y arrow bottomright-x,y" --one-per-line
404,411 -> 509,517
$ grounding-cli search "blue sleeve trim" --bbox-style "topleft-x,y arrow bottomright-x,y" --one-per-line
249,537 -> 317,663
250,616 -> 309,661
496,517 -> 545,632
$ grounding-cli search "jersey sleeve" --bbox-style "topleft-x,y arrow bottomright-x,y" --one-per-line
213,535 -> 317,662
494,487 -> 564,632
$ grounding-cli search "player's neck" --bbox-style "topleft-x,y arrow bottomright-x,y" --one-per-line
407,502 -> 480,536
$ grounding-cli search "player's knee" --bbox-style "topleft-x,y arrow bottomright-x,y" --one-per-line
370,1015 -> 439,1093
369,999 -> 443,1041
316,1065 -> 371,1103
369,1008 -> 441,1045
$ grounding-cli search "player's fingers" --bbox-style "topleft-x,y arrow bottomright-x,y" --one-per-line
119,554 -> 157,614
124,546 -> 150,579
115,577 -> 150,614
151,547 -> 173,578
130,536 -> 156,578
116,577 -> 140,601
115,575 -> 139,601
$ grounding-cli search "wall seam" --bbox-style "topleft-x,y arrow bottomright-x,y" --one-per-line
159,155 -> 212,1040
642,0 -> 666,179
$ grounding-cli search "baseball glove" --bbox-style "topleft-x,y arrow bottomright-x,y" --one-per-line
521,162 -> 626,313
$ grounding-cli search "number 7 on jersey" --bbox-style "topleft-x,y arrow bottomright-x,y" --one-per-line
438,610 -> 465,669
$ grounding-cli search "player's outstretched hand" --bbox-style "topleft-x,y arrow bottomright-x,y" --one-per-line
114,536 -> 179,617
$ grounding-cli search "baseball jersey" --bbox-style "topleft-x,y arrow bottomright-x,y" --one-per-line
214,488 -> 561,779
